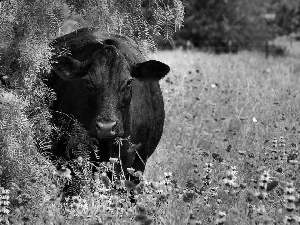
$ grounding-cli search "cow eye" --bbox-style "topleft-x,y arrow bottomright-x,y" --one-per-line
126,78 -> 133,87
119,78 -> 133,92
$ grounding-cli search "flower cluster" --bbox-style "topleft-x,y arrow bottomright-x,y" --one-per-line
223,166 -> 238,188
0,187 -> 10,223
255,170 -> 271,200
134,205 -> 153,225
215,211 -> 226,225
283,182 -> 300,224
202,162 -> 213,187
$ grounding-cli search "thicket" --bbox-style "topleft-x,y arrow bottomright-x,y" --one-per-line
170,0 -> 300,52
0,0 -> 184,222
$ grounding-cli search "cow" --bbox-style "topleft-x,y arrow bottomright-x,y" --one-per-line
45,28 -> 170,193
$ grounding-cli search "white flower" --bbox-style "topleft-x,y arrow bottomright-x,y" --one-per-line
252,117 -> 257,123
57,167 -> 72,179
127,167 -> 135,174
109,157 -> 118,163
164,172 -> 172,178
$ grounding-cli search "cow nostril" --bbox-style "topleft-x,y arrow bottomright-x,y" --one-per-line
96,121 -> 117,136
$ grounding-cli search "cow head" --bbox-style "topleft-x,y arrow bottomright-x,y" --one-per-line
52,45 -> 170,140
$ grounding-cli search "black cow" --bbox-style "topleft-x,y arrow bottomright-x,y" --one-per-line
46,28 -> 170,188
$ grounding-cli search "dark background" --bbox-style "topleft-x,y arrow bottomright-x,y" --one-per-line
150,0 -> 300,53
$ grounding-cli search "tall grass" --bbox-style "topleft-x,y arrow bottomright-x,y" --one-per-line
145,50 -> 300,224
1,49 -> 300,224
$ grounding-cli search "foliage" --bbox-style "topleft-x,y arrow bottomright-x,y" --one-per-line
0,88 -> 57,223
275,1 -> 300,35
63,0 -> 184,52
0,0 -> 184,223
173,0 -> 280,52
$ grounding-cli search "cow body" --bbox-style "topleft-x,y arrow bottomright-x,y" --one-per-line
46,28 -> 169,181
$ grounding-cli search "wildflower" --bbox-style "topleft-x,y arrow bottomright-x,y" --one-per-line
72,196 -> 81,204
100,174 -> 111,188
257,171 -> 270,199
109,157 -> 118,163
279,136 -> 286,147
215,211 -> 226,224
164,172 -> 172,179
93,191 -> 100,197
285,182 -> 295,195
135,215 -> 153,224
252,117 -> 257,123
109,188 -> 117,196
2,92 -> 17,103
0,189 -> 9,195
228,208 -> 239,222
256,204 -> 266,215
238,150 -> 246,155
30,178 -> 37,183
128,143 -> 142,153
283,182 -> 297,214
257,166 -> 266,173
150,182 -> 159,190
266,180 -> 279,191
223,166 -> 239,188
124,180 -> 136,191
156,189 -> 164,195
77,156 -> 83,165
227,169 -> 237,178
284,195 -> 296,202
9,183 -> 19,191
44,194 -> 51,202
211,83 -> 216,88
212,153 -> 223,163
134,171 -> 143,178
164,179 -> 172,185
223,178 -> 239,188
272,138 -> 278,148
21,217 -> 30,223
284,202 -> 296,212
260,170 -> 271,182
256,192 -> 267,200
49,195 -> 58,202
50,183 -> 57,190
182,191 -> 198,203
57,167 -> 72,179
136,205 -> 147,216
113,179 -> 122,188
204,163 -> 213,173
0,200 -> 9,206
283,215 -> 298,224
216,199 -> 222,205
293,215 -> 300,222
127,167 -> 135,174
135,182 -> 145,194
288,160 -> 299,165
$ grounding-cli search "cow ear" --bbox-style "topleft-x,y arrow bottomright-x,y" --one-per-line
132,60 -> 170,80
52,56 -> 88,80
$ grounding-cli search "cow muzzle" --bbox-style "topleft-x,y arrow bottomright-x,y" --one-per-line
95,121 -> 117,137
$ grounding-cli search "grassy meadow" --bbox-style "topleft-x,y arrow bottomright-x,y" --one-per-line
1,48 -> 300,224
145,49 -> 300,224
